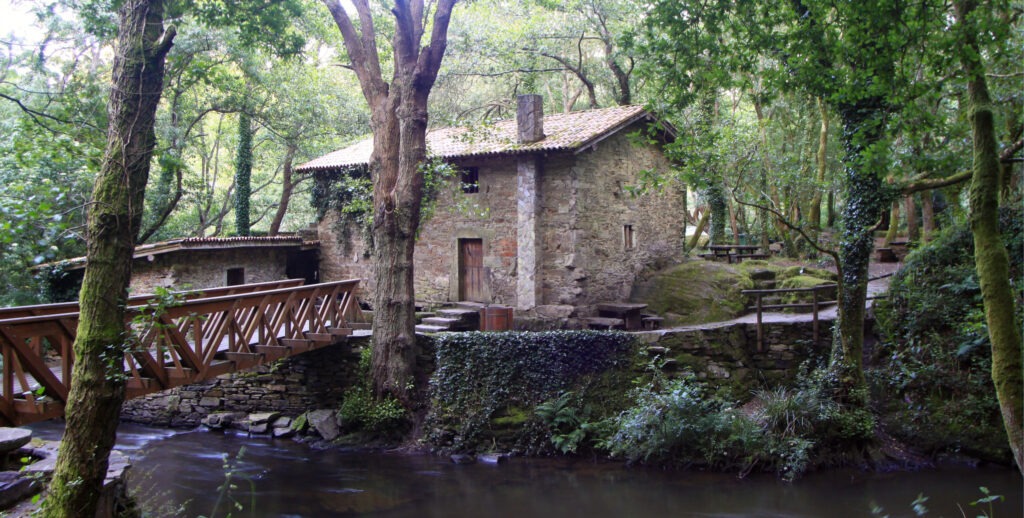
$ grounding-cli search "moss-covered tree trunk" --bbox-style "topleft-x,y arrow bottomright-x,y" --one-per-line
884,199 -> 900,245
955,0 -> 1023,472
809,97 -> 830,234
324,0 -> 456,405
44,2 -> 174,516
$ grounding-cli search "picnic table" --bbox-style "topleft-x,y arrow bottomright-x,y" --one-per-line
596,302 -> 648,331
706,244 -> 767,264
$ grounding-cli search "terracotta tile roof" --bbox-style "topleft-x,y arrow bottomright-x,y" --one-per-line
297,104 -> 654,172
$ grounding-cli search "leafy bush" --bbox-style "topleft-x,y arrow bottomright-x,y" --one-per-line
872,209 -> 1021,461
337,347 -> 408,437
427,330 -> 637,453
604,371 -> 845,480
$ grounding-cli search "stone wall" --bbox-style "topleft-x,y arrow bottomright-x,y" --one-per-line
120,344 -> 361,427
639,319 -> 836,391
129,248 -> 293,295
540,125 -> 685,316
316,123 -> 685,322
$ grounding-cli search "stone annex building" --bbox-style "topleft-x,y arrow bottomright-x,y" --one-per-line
48,236 -> 319,298
298,96 -> 686,324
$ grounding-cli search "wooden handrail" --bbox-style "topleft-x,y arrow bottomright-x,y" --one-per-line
0,278 -> 306,320
0,279 -> 361,426
741,284 -> 838,352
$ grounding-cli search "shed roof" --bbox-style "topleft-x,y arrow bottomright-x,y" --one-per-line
297,104 -> 661,172
53,236 -> 308,271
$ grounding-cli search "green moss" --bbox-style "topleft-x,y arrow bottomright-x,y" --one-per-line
631,260 -> 754,325
491,406 -> 530,427
778,266 -> 837,282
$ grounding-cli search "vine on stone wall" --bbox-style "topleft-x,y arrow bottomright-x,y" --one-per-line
426,330 -> 638,453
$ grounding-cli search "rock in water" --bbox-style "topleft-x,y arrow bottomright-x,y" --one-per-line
308,409 -> 340,441
0,428 -> 32,455
478,453 -> 509,465
450,454 -> 475,465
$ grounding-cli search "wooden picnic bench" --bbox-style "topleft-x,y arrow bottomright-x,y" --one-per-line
596,302 -> 648,331
706,244 -> 767,264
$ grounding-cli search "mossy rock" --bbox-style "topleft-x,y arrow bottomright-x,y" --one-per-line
778,266 -> 837,282
778,275 -> 837,308
737,260 -> 784,281
630,260 -> 754,325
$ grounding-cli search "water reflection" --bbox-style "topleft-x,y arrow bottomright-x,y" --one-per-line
27,422 -> 1023,517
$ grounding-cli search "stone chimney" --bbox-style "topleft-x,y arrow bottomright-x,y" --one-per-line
516,94 -> 545,144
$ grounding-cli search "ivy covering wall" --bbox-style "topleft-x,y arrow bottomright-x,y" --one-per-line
426,330 -> 639,453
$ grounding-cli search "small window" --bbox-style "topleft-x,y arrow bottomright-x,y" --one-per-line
226,267 -> 245,286
461,167 -> 479,194
623,225 -> 635,250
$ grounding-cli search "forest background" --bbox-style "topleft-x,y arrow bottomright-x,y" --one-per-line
0,0 -> 1018,307
0,2 -> 1020,515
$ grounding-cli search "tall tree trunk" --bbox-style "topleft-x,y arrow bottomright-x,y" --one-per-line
234,111 -> 253,236
956,0 -> 1023,472
687,208 -> 710,250
698,88 -> 726,245
920,190 -> 935,243
323,0 -> 456,405
884,199 -> 900,245
832,96 -> 888,408
268,142 -> 298,235
44,2 -> 174,516
904,194 -> 919,242
809,97 -> 829,233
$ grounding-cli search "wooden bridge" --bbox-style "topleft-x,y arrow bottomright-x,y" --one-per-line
0,279 -> 364,426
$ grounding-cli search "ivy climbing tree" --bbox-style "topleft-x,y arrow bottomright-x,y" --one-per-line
234,110 -> 253,236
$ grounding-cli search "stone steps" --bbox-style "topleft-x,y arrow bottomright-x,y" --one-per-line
416,303 -> 483,333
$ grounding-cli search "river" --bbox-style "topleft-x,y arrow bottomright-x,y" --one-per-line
28,422 -> 1022,517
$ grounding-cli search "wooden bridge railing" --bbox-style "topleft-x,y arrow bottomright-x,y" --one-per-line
0,279 -> 360,426
0,278 -> 305,320
741,284 -> 838,352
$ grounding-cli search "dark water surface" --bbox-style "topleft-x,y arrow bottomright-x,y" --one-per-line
30,422 -> 1022,517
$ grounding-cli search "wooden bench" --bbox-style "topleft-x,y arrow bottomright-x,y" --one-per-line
876,248 -> 898,263
585,317 -> 625,330
641,316 -> 664,330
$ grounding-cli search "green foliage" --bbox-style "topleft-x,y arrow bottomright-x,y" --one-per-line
427,331 -> 637,453
337,346 -> 408,437
604,364 -> 862,480
873,209 -> 1022,461
311,166 -> 374,253
534,391 -> 611,454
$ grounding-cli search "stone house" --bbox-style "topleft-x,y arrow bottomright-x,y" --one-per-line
298,96 -> 686,324
47,236 -> 319,298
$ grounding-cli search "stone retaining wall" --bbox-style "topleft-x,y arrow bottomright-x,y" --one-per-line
639,319 -> 837,392
121,344 -> 362,427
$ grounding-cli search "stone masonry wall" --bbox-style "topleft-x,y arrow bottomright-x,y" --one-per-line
415,155 -> 519,305
558,125 -> 685,315
639,319 -> 836,391
316,125 -> 685,320
120,344 -> 361,427
129,248 -> 292,295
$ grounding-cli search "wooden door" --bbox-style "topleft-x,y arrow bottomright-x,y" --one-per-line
459,239 -> 484,302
